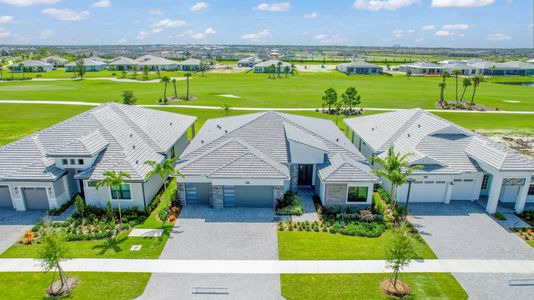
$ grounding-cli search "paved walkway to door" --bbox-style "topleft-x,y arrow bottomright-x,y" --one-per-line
292,189 -> 319,222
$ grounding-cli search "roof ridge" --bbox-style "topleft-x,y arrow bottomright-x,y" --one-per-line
378,109 -> 424,152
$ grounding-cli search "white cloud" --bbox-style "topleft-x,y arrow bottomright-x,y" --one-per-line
421,24 -> 435,30
442,23 -> 471,30
148,8 -> 163,15
415,38 -> 424,42
487,33 -> 511,41
353,0 -> 419,11
435,30 -> 453,36
137,31 -> 148,40
39,29 -> 54,39
241,29 -> 272,42
253,2 -> 291,12
0,0 -> 60,6
431,0 -> 494,8
304,12 -> 318,19
0,28 -> 12,38
150,18 -> 186,33
118,38 -> 127,43
314,34 -> 346,44
392,29 -> 415,37
91,0 -> 111,8
0,15 -> 14,24
190,27 -> 216,40
190,2 -> 209,11
41,8 -> 89,21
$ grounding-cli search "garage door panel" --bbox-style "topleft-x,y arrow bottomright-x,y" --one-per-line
410,181 -> 447,202
185,183 -> 210,205
0,186 -> 13,208
451,179 -> 475,200
23,187 -> 49,210
234,186 -> 273,208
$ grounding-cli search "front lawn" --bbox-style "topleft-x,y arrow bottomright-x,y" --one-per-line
281,273 -> 467,300
278,231 -> 436,260
0,272 -> 149,299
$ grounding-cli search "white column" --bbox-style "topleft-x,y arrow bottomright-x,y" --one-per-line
345,127 -> 349,137
444,181 -> 453,204
515,178 -> 531,213
486,175 -> 503,214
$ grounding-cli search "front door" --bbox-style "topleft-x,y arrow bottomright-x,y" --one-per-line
298,164 -> 313,186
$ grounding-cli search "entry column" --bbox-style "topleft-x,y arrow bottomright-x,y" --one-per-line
514,177 -> 531,213
486,175 -> 503,214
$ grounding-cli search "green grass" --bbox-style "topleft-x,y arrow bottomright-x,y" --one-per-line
528,240 -> 534,248
0,272 -> 149,299
278,231 -> 436,260
136,177 -> 177,229
281,273 -> 467,300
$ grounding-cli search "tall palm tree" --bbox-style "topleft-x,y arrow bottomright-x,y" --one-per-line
184,73 -> 192,100
459,78 -> 471,104
270,64 -> 276,79
160,76 -> 170,101
438,82 -> 447,106
371,146 -> 422,212
451,69 -> 462,102
143,65 -> 149,80
277,61 -> 282,78
95,170 -> 131,223
469,75 -> 484,109
171,78 -> 178,98
145,158 -> 182,210
19,63 -> 25,79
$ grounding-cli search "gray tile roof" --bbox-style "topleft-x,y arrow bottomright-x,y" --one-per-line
17,60 -> 52,67
494,61 -> 534,70
344,109 -> 534,173
401,61 -> 442,68
254,59 -> 291,67
0,103 -> 195,182
108,56 -> 137,66
135,55 -> 177,66
338,61 -> 381,68
66,58 -> 106,67
179,112 -> 376,182
318,153 -> 379,183
176,58 -> 201,66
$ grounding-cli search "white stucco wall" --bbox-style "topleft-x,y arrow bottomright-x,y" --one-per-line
288,141 -> 325,164
83,181 -> 147,209
143,174 -> 164,207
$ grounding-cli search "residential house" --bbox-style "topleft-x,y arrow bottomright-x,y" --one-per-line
344,109 -> 534,214
398,62 -> 442,75
65,58 -> 107,72
42,56 -> 69,67
336,61 -> 383,75
10,60 -> 53,73
176,58 -> 202,72
107,56 -> 138,71
176,112 -> 379,208
0,103 -> 196,211
135,55 -> 177,71
237,57 -> 263,68
253,59 -> 292,74
492,61 -> 534,76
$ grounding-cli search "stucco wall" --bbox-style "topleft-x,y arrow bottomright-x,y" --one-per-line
84,181 -> 147,209
324,183 -> 347,206
143,174 -> 164,207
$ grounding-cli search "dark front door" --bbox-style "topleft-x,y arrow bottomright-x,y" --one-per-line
298,164 -> 313,186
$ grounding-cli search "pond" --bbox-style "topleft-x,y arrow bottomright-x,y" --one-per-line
494,82 -> 534,86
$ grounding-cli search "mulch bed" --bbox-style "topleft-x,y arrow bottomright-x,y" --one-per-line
380,279 -> 411,298
435,100 -> 494,111
47,278 -> 79,297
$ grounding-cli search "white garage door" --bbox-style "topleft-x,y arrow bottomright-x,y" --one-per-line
22,187 -> 49,210
0,186 -> 13,208
451,179 -> 475,200
409,181 -> 448,202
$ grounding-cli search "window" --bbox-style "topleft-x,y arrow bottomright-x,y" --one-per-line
62,159 -> 68,165
481,174 -> 489,190
170,146 -> 176,159
528,185 -> 534,196
78,159 -> 84,165
70,159 -> 76,165
111,184 -> 131,200
503,178 -> 526,186
347,186 -> 368,203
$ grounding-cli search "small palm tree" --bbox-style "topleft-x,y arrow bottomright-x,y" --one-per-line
95,170 -> 131,223
19,62 -> 25,79
184,73 -> 192,100
451,69 -> 462,102
143,65 -> 149,80
222,103 -> 231,116
438,82 -> 447,106
469,75 -> 484,110
171,78 -> 178,98
277,61 -> 282,78
145,158 -> 183,210
132,65 -> 138,79
459,78 -> 471,105
160,76 -> 170,101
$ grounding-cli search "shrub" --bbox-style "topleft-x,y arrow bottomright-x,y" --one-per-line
276,192 -> 303,216
168,214 -> 176,222
377,187 -> 390,204
518,210 -> 534,221
359,209 -> 375,222
494,212 -> 506,221
158,209 -> 169,222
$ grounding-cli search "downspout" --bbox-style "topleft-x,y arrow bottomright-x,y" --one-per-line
141,181 -> 146,209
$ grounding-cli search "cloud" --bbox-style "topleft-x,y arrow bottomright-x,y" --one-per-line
0,15 -> 14,24
442,23 -> 471,30
487,32 -> 511,41
190,27 -> 216,40
91,0 -> 111,8
415,38 -> 424,42
190,2 -> 209,11
392,29 -> 415,37
253,2 -> 291,12
304,12 -> 318,19
150,18 -> 187,33
421,24 -> 435,30
241,29 -> 272,42
435,30 -> 452,36
148,8 -> 163,15
0,0 -> 60,6
353,0 -> 419,11
39,29 -> 54,39
118,38 -> 127,43
41,8 -> 90,21
430,0 -> 494,8
137,31 -> 148,40
0,28 -> 12,38
314,34 -> 346,44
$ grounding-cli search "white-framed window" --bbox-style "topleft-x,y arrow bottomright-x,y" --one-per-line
110,184 -> 131,200
62,159 -> 68,165
528,185 -> 534,196
347,186 -> 368,203
78,159 -> 84,165
481,174 -> 490,190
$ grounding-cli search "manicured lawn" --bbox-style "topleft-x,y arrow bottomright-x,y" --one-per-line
278,231 -> 436,260
281,273 -> 467,300
0,272 -> 149,299
528,240 -> 534,248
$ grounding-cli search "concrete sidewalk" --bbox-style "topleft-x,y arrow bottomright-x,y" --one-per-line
3,258 -> 534,274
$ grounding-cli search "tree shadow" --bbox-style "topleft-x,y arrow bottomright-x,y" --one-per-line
91,236 -> 128,255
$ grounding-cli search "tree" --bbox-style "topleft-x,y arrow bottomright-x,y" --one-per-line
371,146 -> 422,211
171,78 -> 178,98
120,69 -> 126,79
385,223 -> 415,293
322,88 -> 337,113
143,65 -> 149,80
451,69 -> 462,102
74,195 -> 85,219
160,76 -> 170,101
460,78 -> 471,104
405,70 -> 412,79
38,223 -> 71,296
438,82 -> 447,106
18,62 -> 25,79
121,90 -> 137,105
75,60 -> 85,79
95,170 -> 131,223
277,61 -> 282,78
132,65 -> 138,79
469,75 -> 484,110
145,158 -> 182,214
341,87 -> 361,113
222,103 -> 231,116
200,62 -> 208,77
184,72 -> 192,100
156,68 -> 161,78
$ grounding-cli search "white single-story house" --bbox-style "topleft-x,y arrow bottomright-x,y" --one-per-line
176,58 -> 202,72
253,59 -> 292,74
176,112 -> 379,208
10,60 -> 53,73
344,109 -> 534,214
440,63 -> 478,75
107,56 -> 138,71
135,55 -> 177,71
492,61 -> 534,76
336,61 -> 383,75
237,57 -> 263,68
398,62 -> 442,75
0,103 -> 196,211
65,58 -> 107,72
42,56 -> 69,67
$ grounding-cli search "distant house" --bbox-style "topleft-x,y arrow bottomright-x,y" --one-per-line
463,61 -> 495,76
176,58 -> 202,72
10,60 -> 53,73
440,63 -> 477,75
336,61 -> 383,75
42,56 -> 69,67
65,58 -> 107,72
0,103 -> 196,211
253,59 -> 292,73
492,61 -> 534,76
399,62 -> 442,75
135,55 -> 177,71
237,57 -> 263,68
107,56 -> 138,71
527,59 -> 534,63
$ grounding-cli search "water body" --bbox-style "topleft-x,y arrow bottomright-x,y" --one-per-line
494,82 -> 534,86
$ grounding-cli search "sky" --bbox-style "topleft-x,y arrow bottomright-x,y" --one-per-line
0,0 -> 532,48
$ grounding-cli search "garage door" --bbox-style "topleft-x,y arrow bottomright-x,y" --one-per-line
233,186 -> 273,208
451,179 -> 475,200
185,183 -> 210,205
22,187 -> 49,210
409,181 -> 447,202
0,186 -> 13,208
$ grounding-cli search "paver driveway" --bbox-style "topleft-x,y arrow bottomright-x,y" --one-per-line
139,206 -> 281,300
409,201 -> 534,300
0,209 -> 44,255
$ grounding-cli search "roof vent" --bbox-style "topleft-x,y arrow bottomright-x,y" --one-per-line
201,140 -> 204,144
371,127 -> 375,131
336,138 -> 339,142
135,160 -> 139,165
225,130 -> 228,134
417,124 -> 421,128
132,145 -> 136,150
407,133 -> 411,138
217,125 -> 221,129
130,133 -> 133,138
170,122 -> 173,126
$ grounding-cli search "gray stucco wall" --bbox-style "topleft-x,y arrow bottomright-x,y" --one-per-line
143,174 -> 164,207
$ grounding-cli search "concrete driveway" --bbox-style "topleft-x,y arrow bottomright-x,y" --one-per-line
409,201 -> 534,299
140,206 -> 281,300
0,209 -> 45,254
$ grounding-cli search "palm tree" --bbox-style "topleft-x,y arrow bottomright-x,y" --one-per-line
160,76 -> 170,101
371,146 -> 422,212
95,170 -> 131,223
132,65 -> 138,79
270,64 -> 276,79
184,73 -> 192,100
222,103 -> 231,116
459,78 -> 471,105
468,75 -> 484,110
438,82 -> 447,106
19,63 -> 25,79
277,61 -> 282,78
143,65 -> 149,80
451,69 -> 462,102
145,158 -> 182,210
171,78 -> 178,98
